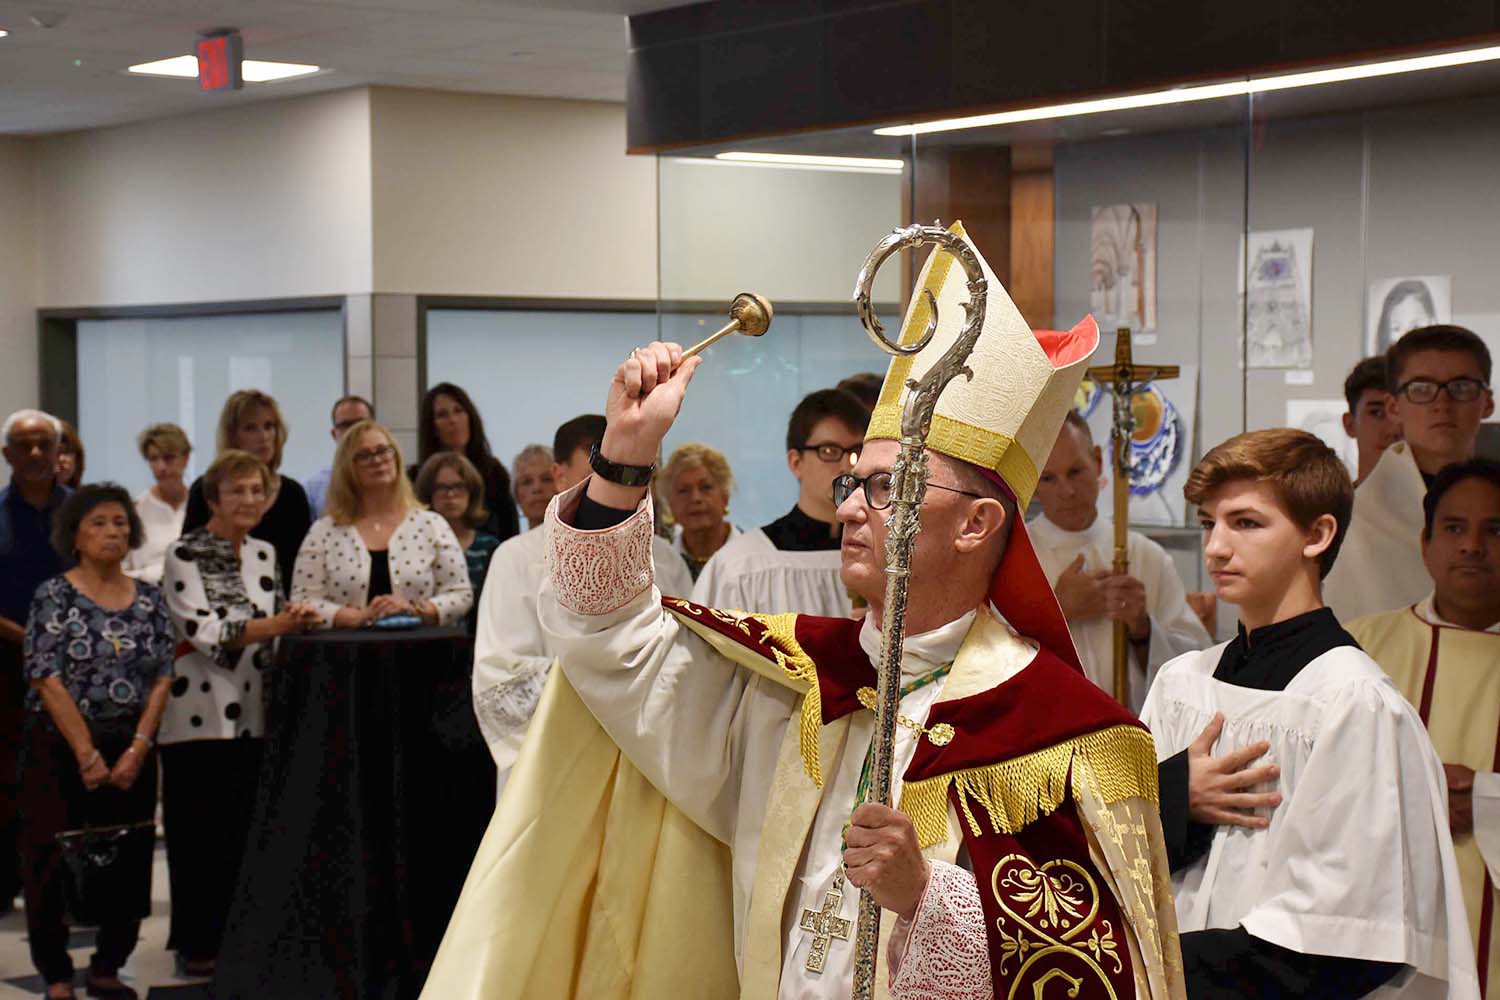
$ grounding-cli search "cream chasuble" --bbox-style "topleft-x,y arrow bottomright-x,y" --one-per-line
1028,513 -> 1210,710
1350,599 -> 1500,993
471,524 -> 693,795
692,528 -> 852,618
1326,442 -> 1431,622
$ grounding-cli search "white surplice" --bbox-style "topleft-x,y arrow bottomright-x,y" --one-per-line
1325,441 -> 1431,622
539,525 -> 1041,997
693,528 -> 852,618
471,524 -> 693,795
1141,642 -> 1479,999
1028,513 -> 1210,710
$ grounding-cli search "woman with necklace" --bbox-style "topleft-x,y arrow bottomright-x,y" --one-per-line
159,451 -> 320,978
292,421 -> 473,630
659,443 -> 739,581
19,484 -> 175,1000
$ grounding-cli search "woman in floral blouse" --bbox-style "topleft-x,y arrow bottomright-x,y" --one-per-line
159,451 -> 320,977
20,483 -> 175,1000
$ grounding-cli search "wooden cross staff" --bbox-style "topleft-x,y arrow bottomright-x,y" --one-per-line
1084,328 -> 1179,706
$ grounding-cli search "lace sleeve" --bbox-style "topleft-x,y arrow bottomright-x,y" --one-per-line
544,482 -> 656,617
888,860 -> 992,1000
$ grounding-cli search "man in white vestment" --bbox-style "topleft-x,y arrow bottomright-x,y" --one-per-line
1141,428 -> 1477,998
1349,459 -> 1500,989
469,413 -> 691,795
422,226 -> 1186,1000
692,388 -> 868,616
1326,325 -> 1493,621
1031,410 -> 1210,708
1342,355 -> 1402,486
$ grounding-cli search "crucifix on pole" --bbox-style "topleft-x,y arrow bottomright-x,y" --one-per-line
1084,328 -> 1179,706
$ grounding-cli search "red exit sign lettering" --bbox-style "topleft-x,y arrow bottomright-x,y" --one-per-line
197,32 -> 244,91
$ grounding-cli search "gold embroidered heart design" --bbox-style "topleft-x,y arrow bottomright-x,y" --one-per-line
990,854 -> 1100,943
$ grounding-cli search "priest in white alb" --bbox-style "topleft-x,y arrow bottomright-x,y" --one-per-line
469,413 -> 691,796
1349,458 -> 1500,991
1325,326 -> 1494,622
1141,427 -> 1477,998
423,225 -> 1185,999
1030,409 -> 1210,709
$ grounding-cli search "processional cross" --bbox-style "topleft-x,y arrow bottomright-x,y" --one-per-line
1084,328 -> 1179,706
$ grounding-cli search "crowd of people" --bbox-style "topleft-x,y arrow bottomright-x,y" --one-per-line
0,314 -> 1497,999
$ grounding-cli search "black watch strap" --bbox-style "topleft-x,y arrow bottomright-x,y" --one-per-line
589,443 -> 656,487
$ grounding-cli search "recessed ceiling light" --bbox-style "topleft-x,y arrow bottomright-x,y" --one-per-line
0,29 -> 9,39
127,55 -> 321,82
712,151 -> 904,174
874,43 -> 1500,136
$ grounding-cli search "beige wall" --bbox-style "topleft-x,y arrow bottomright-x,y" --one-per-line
35,87 -> 373,307
369,87 -> 657,299
0,137 -> 38,418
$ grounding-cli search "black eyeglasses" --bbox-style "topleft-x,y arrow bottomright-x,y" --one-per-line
832,472 -> 984,511
1395,377 -> 1489,404
797,442 -> 860,464
352,445 -> 396,466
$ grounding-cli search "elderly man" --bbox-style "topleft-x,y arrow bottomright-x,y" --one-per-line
1031,410 -> 1210,708
424,228 -> 1183,999
0,409 -> 71,912
1350,459 -> 1500,989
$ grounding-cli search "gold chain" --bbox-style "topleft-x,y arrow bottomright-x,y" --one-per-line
855,686 -> 955,747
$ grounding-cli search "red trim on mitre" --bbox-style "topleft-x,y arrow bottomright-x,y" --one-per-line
972,466 -> 1084,674
1035,315 -> 1099,367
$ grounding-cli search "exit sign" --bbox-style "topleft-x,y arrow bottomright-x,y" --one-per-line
197,32 -> 243,91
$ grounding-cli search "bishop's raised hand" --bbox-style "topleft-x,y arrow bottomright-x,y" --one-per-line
599,341 -> 701,467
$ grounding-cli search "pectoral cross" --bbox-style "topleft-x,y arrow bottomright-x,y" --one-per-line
1085,328 -> 1179,706
799,874 -> 852,973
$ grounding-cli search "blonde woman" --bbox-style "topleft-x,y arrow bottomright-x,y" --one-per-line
183,390 -> 311,595
292,421 -> 472,629
123,423 -> 191,585
659,443 -> 739,581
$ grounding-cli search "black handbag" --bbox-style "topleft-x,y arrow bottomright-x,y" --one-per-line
54,818 -> 156,927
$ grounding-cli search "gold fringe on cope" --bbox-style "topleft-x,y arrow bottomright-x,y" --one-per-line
897,724 -> 1160,848
753,613 -> 826,787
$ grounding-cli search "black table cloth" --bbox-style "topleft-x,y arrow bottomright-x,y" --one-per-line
213,626 -> 495,1000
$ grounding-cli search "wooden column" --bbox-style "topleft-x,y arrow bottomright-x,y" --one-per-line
902,143 -> 1055,329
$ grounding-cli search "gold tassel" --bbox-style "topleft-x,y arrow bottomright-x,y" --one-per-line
898,724 -> 1158,847
754,613 -> 825,787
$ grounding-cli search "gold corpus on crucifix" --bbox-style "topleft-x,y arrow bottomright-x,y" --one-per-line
1084,328 -> 1179,707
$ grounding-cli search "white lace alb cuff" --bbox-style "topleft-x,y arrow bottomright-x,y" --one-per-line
888,859 -> 992,1000
544,481 -> 657,617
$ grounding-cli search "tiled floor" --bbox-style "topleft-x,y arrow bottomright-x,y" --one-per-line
0,845 -> 202,999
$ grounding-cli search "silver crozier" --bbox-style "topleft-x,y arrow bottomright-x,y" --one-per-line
848,224 -> 989,1000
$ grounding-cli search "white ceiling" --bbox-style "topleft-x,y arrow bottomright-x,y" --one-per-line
0,0 -> 690,135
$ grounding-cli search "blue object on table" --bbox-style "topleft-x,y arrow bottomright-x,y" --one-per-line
370,613 -> 423,630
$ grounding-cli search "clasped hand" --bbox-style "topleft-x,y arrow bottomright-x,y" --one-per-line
78,746 -> 145,792
1187,712 -> 1282,829
1054,554 -> 1150,639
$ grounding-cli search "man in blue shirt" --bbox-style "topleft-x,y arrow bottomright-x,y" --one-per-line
302,395 -> 373,518
1,409 -> 70,912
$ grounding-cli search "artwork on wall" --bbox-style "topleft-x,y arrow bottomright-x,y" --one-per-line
1240,228 -> 1314,369
1090,203 -> 1158,332
1077,363 -> 1199,527
1366,275 -> 1452,356
1286,398 -> 1359,479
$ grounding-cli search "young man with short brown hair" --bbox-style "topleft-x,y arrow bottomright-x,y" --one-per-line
1142,428 -> 1476,998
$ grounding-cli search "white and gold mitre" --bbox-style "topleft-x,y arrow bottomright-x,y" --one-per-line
865,221 -> 1100,508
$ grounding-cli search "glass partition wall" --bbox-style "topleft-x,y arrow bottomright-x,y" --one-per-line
653,60 -> 1500,616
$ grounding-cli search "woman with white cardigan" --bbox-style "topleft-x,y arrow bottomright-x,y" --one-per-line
292,421 -> 473,629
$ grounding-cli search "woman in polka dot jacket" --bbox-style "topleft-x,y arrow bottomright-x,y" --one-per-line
291,421 -> 473,629
159,451 -> 321,976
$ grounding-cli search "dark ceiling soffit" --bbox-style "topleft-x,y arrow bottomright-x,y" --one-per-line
624,0 -> 1500,154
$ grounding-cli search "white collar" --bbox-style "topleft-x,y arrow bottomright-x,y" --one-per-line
857,607 -> 978,681
1415,593 -> 1500,634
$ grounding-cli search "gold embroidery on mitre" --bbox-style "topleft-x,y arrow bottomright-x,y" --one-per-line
991,854 -> 1123,998
869,223 -> 966,429
897,724 -> 1158,847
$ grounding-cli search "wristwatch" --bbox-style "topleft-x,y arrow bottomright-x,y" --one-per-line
589,443 -> 656,487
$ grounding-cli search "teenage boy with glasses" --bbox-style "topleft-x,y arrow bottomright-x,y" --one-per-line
692,388 -> 870,616
1327,325 -> 1494,622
